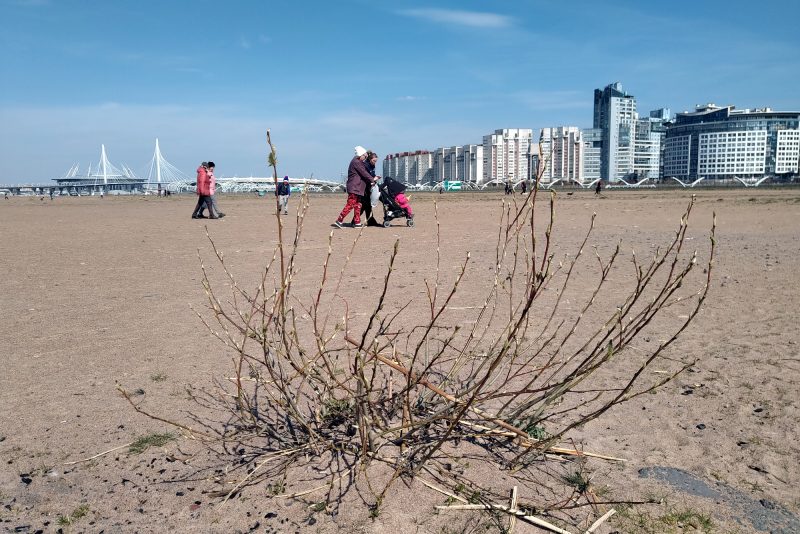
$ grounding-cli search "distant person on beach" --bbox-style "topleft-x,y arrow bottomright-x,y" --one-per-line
334,146 -> 377,228
192,162 -> 219,219
361,151 -> 382,227
595,180 -> 602,196
206,162 -> 225,218
521,181 -> 527,194
275,175 -> 291,215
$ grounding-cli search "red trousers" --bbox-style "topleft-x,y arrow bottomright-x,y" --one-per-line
337,193 -> 362,224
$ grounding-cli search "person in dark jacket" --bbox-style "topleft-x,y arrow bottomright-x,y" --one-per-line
334,146 -> 377,228
275,175 -> 291,215
360,151 -> 382,226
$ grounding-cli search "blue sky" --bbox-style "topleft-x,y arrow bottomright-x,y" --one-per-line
1,0 -> 798,184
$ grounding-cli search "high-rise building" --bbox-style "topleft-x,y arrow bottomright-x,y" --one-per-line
383,150 -> 434,185
529,144 -> 541,181
432,145 -> 484,184
594,82 -> 637,182
482,129 -> 532,183
431,148 -> 447,184
459,144 -> 484,184
581,128 -> 603,183
633,110 -> 670,181
664,104 -> 800,180
539,127 -> 584,184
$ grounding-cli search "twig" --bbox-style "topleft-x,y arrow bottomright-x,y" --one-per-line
509,486 -> 519,534
63,442 -> 134,465
222,447 -> 305,503
435,503 -> 574,534
275,467 -> 355,499
418,477 -> 467,503
585,508 -> 616,533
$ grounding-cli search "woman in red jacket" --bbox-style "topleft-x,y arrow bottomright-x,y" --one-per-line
192,162 -> 222,219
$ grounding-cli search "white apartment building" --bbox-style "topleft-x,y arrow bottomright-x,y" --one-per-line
698,130 -> 767,176
459,144 -> 484,183
633,117 -> 666,180
776,129 -> 800,174
539,127 -> 584,184
383,150 -> 434,185
432,145 -> 484,184
594,83 -> 637,182
482,128 -> 532,183
581,128 -> 602,183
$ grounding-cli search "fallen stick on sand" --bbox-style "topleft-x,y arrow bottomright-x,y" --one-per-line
63,442 -> 134,465
508,486 -> 519,533
585,508 -> 616,533
435,503 -> 574,534
421,478 -> 574,534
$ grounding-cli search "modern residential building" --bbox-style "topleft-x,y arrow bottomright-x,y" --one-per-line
664,104 -> 800,180
431,148 -> 447,184
581,128 -> 603,183
383,150 -> 434,185
633,109 -> 670,181
459,144 -> 483,184
539,127 -> 584,184
432,144 -> 484,184
482,128 -> 533,183
529,143 -> 540,182
594,82 -> 637,182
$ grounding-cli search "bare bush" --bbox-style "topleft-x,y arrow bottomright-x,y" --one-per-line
122,133 -> 715,531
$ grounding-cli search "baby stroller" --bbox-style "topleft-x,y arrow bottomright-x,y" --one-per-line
378,178 -> 414,227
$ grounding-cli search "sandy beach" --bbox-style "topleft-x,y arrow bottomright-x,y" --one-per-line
1,189 -> 799,533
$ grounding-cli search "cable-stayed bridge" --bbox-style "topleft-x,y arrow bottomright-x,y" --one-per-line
2,140 -> 345,195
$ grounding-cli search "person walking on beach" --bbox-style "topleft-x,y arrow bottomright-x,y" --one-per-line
334,146 -> 377,228
192,162 -> 217,219
361,151 -> 382,227
276,176 -> 291,215
206,162 -> 225,218
595,179 -> 602,196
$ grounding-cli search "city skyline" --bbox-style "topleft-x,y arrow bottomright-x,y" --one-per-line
1,0 -> 799,185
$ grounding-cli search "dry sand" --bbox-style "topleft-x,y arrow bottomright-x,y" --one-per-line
1,189 -> 799,533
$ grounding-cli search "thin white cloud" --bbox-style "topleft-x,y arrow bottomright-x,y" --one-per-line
397,8 -> 513,29
397,96 -> 424,102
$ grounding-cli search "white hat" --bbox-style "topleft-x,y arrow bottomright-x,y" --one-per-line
354,146 -> 367,157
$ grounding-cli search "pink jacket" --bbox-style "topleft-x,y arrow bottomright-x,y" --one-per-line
196,166 -> 211,196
